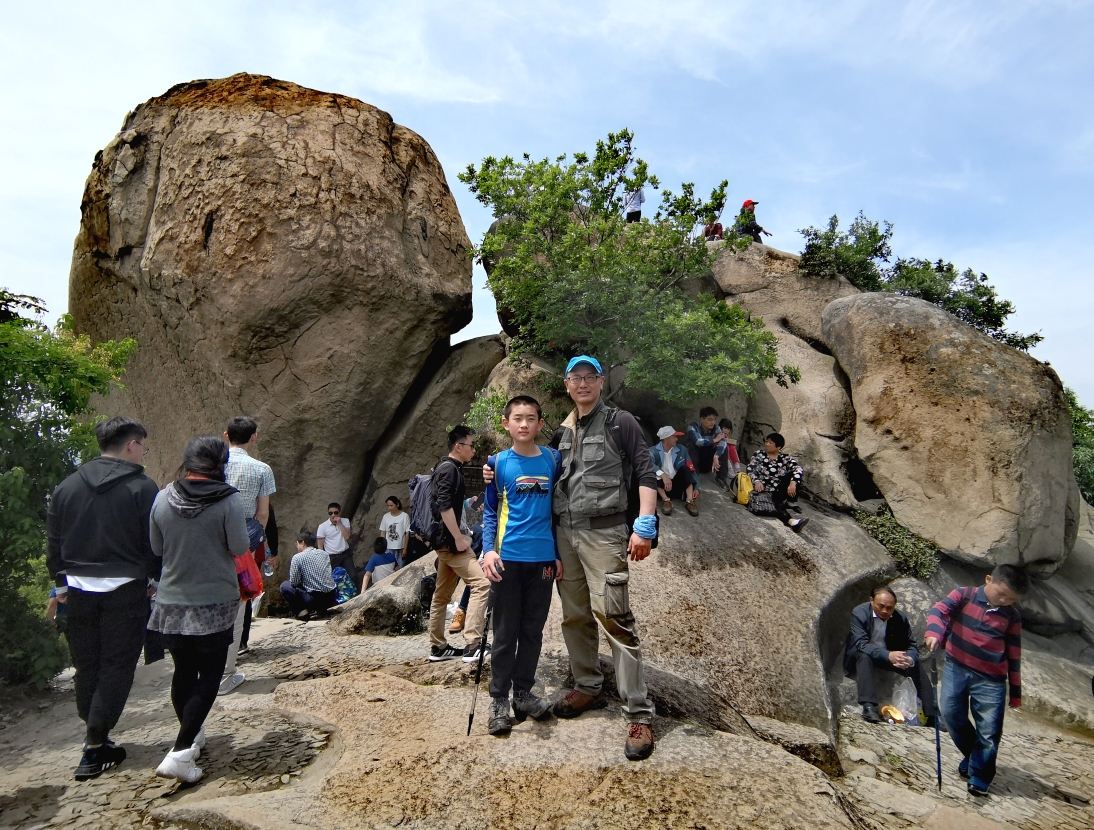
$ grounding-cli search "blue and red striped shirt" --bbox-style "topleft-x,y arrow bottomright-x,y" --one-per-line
926,586 -> 1022,707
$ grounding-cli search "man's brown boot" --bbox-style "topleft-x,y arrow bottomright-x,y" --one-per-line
624,723 -> 655,760
551,688 -> 608,719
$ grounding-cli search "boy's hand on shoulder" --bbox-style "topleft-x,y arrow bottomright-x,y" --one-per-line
482,464 -> 494,484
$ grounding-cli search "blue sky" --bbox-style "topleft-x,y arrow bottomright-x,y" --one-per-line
2,1 -> 1092,402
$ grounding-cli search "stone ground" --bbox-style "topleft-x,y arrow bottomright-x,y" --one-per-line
0,616 -> 1091,829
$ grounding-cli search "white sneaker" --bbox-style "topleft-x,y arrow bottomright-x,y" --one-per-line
217,672 -> 245,696
156,746 -> 203,783
191,726 -> 206,759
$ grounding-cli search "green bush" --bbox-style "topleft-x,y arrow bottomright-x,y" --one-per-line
854,505 -> 940,579
1066,387 -> 1094,505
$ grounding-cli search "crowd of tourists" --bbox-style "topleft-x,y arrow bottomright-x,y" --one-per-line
43,349 -> 1050,792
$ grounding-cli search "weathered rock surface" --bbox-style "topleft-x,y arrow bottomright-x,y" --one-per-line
349,334 -> 505,554
710,244 -> 863,507
330,552 -> 435,635
69,74 -> 472,563
822,294 -> 1074,572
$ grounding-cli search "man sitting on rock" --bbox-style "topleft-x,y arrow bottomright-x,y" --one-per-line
280,531 -> 337,621
685,407 -> 730,490
650,426 -> 699,516
745,432 -> 809,532
844,586 -> 936,725
362,536 -> 400,591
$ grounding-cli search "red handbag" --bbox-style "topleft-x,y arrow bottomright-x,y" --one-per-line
235,552 -> 263,600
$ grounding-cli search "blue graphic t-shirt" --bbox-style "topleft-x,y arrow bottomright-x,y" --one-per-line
482,446 -> 560,563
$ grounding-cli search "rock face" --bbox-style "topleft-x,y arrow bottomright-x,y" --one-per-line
349,334 -> 506,556
712,244 -> 862,508
822,294 -> 1074,572
69,74 -> 472,559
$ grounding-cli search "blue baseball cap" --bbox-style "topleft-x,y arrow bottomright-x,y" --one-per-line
565,355 -> 603,375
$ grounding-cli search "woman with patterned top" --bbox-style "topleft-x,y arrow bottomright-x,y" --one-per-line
745,432 -> 809,532
148,436 -> 250,783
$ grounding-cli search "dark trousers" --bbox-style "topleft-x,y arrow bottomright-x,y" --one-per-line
854,651 -> 937,717
144,598 -> 165,665
240,599 -> 252,650
327,549 -> 361,592
626,210 -> 641,223
280,582 -> 337,614
489,560 -> 556,699
162,628 -> 233,750
768,472 -> 798,525
693,443 -> 729,478
660,467 -> 694,501
66,580 -> 149,746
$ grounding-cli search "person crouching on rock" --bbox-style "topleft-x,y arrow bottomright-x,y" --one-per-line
479,395 -> 564,735
148,436 -> 250,783
280,531 -> 338,620
362,536 -> 400,591
745,432 -> 809,532
651,426 -> 699,517
844,586 -> 936,726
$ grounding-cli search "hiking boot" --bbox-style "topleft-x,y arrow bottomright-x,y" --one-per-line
429,643 -> 464,662
74,743 -> 127,781
715,476 -> 729,491
512,690 -> 553,722
448,608 -> 466,633
624,723 -> 655,761
862,704 -> 881,723
967,783 -> 990,797
789,517 -> 809,533
488,697 -> 512,736
661,499 -> 673,516
552,688 -> 608,719
685,500 -> 699,517
217,672 -> 245,696
463,640 -> 491,664
156,746 -> 203,783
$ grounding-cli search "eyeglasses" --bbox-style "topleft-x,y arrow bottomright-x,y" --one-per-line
457,442 -> 475,449
565,374 -> 602,386
328,510 -> 339,515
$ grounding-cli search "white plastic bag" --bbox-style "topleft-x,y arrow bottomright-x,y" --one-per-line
892,676 -> 919,724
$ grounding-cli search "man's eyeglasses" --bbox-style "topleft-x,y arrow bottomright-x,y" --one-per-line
457,442 -> 475,449
328,510 -> 339,516
565,374 -> 602,386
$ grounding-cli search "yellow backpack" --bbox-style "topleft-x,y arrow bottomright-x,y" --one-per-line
733,472 -> 753,505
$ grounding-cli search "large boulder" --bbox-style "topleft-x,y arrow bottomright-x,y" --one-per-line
349,334 -> 506,556
822,294 -> 1074,572
69,74 -> 472,559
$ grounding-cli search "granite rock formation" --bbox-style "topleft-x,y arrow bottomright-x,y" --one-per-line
69,74 -> 472,563
822,293 -> 1074,572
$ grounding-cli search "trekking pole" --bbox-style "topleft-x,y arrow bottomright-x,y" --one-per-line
931,652 -> 943,792
466,600 -> 494,736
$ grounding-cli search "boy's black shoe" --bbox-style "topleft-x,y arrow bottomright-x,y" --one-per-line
74,743 -> 127,781
967,783 -> 990,797
512,691 -> 553,722
462,640 -> 491,664
429,643 -> 465,662
714,476 -> 729,491
488,698 -> 512,736
862,704 -> 882,723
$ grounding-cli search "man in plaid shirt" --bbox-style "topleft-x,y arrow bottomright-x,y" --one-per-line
280,531 -> 337,620
218,416 -> 276,695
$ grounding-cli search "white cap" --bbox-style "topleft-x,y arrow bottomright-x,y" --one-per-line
656,426 -> 684,441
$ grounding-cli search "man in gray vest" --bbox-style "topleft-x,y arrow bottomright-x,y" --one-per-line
548,355 -> 659,759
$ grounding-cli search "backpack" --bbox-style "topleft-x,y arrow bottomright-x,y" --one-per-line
331,567 -> 358,604
732,472 -> 754,505
408,458 -> 458,550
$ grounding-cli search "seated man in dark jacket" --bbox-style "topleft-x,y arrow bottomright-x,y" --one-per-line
844,586 -> 936,725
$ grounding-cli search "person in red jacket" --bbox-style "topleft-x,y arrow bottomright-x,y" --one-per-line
925,564 -> 1029,797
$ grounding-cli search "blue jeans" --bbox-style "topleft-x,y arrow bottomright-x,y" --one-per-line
940,658 -> 1006,789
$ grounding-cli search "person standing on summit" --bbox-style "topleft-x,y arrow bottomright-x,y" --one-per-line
734,199 -> 772,244
46,416 -> 161,781
623,186 -> 644,223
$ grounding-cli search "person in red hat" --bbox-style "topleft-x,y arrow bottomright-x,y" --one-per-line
734,199 -> 772,244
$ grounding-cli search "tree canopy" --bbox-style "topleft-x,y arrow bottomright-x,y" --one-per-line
1066,387 -> 1094,506
0,289 -> 136,687
798,213 -> 1042,351
459,130 -> 798,404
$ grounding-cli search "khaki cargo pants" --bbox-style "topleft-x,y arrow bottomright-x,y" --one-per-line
556,521 -> 655,723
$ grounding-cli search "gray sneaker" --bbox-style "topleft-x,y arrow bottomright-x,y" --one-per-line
217,672 -> 245,696
488,697 -> 512,736
512,690 -> 552,722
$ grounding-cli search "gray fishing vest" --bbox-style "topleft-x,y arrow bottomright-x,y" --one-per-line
553,401 -> 629,526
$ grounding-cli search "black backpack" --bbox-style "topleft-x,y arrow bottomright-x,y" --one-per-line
408,458 -> 459,550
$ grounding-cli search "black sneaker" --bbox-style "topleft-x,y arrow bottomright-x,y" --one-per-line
789,517 -> 809,533
488,697 -> 512,736
862,704 -> 882,724
715,476 -> 729,491
512,690 -> 553,722
462,640 -> 491,664
74,743 -> 127,781
429,643 -> 465,662
967,783 -> 990,797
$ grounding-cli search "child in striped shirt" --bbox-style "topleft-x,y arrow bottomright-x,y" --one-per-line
925,563 -> 1029,797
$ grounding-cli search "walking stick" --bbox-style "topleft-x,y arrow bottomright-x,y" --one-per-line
466,601 -> 494,736
931,652 -> 943,791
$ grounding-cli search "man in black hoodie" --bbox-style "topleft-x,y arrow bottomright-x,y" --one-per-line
46,416 -> 160,781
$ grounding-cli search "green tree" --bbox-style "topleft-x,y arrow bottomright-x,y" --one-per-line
1065,387 -> 1094,505
459,130 -> 797,405
0,290 -> 136,687
798,215 -> 1042,351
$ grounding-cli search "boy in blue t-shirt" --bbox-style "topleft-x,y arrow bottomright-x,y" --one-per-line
481,395 -> 562,736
